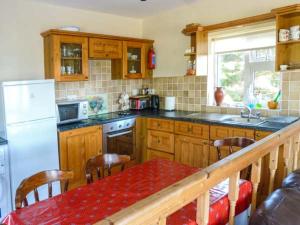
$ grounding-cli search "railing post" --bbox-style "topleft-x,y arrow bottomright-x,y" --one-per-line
250,158 -> 262,214
284,137 -> 293,176
293,134 -> 300,170
196,190 -> 210,225
268,147 -> 279,194
229,172 -> 240,225
158,217 -> 166,225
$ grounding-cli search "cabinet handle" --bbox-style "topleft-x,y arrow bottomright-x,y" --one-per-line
256,133 -> 260,137
158,139 -> 161,144
157,123 -> 161,127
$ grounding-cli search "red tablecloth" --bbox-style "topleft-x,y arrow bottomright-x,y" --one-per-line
2,159 -> 252,225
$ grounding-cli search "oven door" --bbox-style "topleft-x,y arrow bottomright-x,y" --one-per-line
105,128 -> 135,159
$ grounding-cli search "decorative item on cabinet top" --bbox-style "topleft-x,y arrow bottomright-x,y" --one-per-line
41,29 -> 154,82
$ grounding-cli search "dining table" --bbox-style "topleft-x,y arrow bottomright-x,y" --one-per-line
2,159 -> 252,225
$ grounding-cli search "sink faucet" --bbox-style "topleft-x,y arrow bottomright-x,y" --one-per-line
241,106 -> 261,121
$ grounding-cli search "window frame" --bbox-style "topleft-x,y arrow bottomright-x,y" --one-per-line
207,22 -> 278,108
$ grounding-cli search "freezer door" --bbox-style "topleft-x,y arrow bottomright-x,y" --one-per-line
0,145 -> 12,220
2,80 -> 56,124
7,118 -> 60,208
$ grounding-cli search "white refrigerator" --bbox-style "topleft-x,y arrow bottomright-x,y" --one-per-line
0,79 -> 60,216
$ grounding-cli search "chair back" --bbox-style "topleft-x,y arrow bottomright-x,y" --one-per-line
85,154 -> 130,184
15,170 -> 74,209
214,137 -> 255,160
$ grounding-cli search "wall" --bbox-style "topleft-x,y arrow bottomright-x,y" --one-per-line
143,0 -> 300,77
0,0 -> 142,82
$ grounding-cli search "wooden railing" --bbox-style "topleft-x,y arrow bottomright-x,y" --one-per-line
96,120 -> 300,225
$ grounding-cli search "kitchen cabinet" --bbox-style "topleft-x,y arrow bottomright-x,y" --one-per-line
112,41 -> 153,80
147,118 -> 174,133
175,135 -> 209,168
147,149 -> 174,161
89,38 -> 122,59
42,29 -> 154,81
43,34 -> 89,82
147,130 -> 174,154
175,121 -> 209,139
59,125 -> 102,189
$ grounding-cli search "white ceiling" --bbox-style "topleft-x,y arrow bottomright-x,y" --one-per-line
36,0 -> 199,18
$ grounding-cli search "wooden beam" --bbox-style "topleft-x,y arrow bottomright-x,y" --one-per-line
203,13 -> 275,32
271,4 -> 300,16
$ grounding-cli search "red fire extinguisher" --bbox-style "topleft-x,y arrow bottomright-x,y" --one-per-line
148,47 -> 156,70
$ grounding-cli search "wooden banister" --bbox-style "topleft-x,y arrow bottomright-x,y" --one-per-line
268,147 -> 279,194
196,191 -> 209,225
250,158 -> 262,214
95,120 -> 300,225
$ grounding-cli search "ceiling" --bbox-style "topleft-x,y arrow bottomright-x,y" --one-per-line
35,0 -> 199,18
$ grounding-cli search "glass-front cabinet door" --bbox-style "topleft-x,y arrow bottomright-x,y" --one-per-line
123,41 -> 145,79
54,35 -> 88,81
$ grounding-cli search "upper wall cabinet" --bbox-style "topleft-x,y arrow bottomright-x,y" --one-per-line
43,34 -> 89,82
272,4 -> 300,71
89,38 -> 122,59
41,30 -> 154,82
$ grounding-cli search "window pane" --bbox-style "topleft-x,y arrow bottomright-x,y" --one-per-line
254,70 -> 280,108
217,52 -> 246,106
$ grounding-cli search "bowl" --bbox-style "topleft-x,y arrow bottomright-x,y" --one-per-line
268,101 -> 278,110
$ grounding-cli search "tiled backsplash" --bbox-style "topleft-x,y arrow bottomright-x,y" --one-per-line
55,60 -> 300,116
55,60 -> 151,112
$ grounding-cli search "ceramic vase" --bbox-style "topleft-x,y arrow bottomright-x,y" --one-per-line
214,87 -> 224,106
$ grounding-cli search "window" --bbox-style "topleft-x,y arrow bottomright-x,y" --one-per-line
209,26 -> 280,108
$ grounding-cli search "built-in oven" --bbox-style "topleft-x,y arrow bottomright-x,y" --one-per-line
102,118 -> 136,160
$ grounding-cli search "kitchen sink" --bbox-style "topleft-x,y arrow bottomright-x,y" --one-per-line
221,117 -> 265,125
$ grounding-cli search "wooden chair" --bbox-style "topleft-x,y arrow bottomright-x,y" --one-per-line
214,137 -> 255,160
15,170 -> 74,209
214,137 -> 255,179
85,154 -> 131,184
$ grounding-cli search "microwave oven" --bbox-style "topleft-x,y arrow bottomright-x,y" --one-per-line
129,96 -> 150,110
56,100 -> 88,124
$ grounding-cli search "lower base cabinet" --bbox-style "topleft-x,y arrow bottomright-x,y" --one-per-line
175,135 -> 209,168
147,149 -> 174,161
58,125 -> 102,189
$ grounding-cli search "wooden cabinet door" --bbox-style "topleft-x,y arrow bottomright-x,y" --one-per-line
59,126 -> 102,189
48,35 -> 89,82
147,130 -> 174,154
147,149 -> 174,161
89,38 -> 122,59
147,118 -> 174,133
175,121 -> 209,139
210,125 -> 232,140
232,127 -> 254,139
175,135 -> 209,168
123,41 -> 145,79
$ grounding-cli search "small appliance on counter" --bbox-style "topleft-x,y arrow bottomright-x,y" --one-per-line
129,96 -> 150,110
56,99 -> 88,124
150,95 -> 160,111
165,96 -> 176,111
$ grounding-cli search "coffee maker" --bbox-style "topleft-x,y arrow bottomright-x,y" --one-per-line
150,95 -> 160,111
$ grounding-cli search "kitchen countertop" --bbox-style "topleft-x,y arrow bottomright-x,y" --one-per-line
57,110 -> 299,132
0,137 -> 8,145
